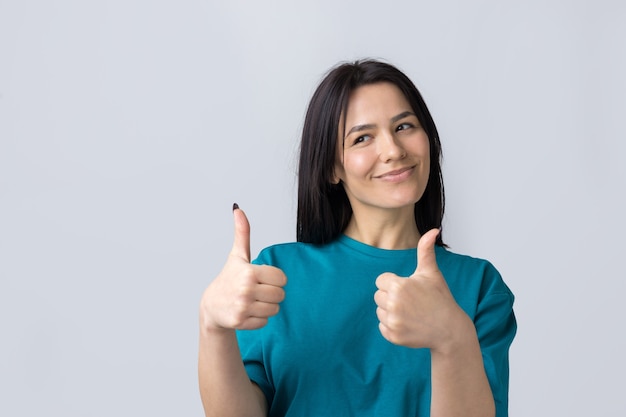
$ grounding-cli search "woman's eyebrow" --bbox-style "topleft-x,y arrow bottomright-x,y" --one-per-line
345,123 -> 376,139
391,111 -> 416,123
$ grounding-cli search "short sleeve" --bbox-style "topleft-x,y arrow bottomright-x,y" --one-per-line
474,270 -> 517,417
236,328 -> 274,405
234,248 -> 275,406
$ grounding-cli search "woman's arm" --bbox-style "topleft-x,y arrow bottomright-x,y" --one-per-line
429,315 -> 495,417
198,207 -> 286,417
375,229 -> 497,417
198,325 -> 267,417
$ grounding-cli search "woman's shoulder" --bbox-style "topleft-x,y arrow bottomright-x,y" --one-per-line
256,240 -> 318,253
436,246 -> 496,270
436,246 -> 513,298
253,240 -> 325,264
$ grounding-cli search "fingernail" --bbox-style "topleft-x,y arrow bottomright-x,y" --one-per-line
232,203 -> 239,211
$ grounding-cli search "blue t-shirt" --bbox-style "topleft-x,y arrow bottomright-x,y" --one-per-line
236,235 -> 516,416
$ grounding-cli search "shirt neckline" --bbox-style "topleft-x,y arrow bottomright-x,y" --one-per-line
336,234 -> 417,259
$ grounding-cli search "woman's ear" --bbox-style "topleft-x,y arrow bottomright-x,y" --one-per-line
332,151 -> 344,185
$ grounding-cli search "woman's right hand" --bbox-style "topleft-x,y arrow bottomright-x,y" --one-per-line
200,205 -> 287,332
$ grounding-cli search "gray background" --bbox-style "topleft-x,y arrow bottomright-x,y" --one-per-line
1,0 -> 625,415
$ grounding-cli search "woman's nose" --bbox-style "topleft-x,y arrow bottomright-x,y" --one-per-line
378,133 -> 406,162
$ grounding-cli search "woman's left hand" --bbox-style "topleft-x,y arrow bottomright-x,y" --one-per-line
374,228 -> 470,351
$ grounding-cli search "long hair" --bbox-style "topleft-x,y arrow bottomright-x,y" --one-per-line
297,59 -> 445,246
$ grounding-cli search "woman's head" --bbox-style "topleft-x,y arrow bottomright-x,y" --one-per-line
297,59 -> 445,245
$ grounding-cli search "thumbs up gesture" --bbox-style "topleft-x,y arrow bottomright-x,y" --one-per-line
374,229 -> 466,350
200,205 -> 287,332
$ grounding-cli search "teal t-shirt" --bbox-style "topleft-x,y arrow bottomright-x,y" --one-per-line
236,235 -> 516,416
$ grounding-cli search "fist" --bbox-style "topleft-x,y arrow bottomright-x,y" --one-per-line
374,229 -> 466,349
200,205 -> 287,331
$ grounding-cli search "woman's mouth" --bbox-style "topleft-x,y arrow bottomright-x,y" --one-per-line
375,166 -> 416,182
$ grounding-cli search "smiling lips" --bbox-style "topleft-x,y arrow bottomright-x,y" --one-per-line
374,166 -> 416,182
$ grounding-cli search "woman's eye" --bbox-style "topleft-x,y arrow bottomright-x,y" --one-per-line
353,135 -> 371,145
396,122 -> 413,132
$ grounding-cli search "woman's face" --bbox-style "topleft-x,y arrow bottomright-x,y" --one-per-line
333,82 -> 430,215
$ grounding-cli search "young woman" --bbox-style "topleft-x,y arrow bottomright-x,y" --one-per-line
198,59 -> 516,417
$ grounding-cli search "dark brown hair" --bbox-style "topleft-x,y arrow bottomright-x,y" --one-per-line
297,59 -> 445,246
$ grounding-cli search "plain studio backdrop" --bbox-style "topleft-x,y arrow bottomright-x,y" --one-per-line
1,0 -> 625,415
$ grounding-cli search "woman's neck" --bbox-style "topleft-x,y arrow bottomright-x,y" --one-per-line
343,206 -> 420,250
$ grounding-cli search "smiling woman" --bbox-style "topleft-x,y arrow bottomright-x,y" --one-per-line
295,61 -> 446,249
198,59 -> 516,417
333,83 -> 431,247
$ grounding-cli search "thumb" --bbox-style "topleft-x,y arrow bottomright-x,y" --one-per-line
231,203 -> 251,262
414,228 -> 440,275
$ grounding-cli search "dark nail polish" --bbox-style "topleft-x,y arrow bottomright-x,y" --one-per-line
232,203 -> 239,211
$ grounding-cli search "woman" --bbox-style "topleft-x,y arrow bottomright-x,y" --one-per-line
198,59 -> 516,417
